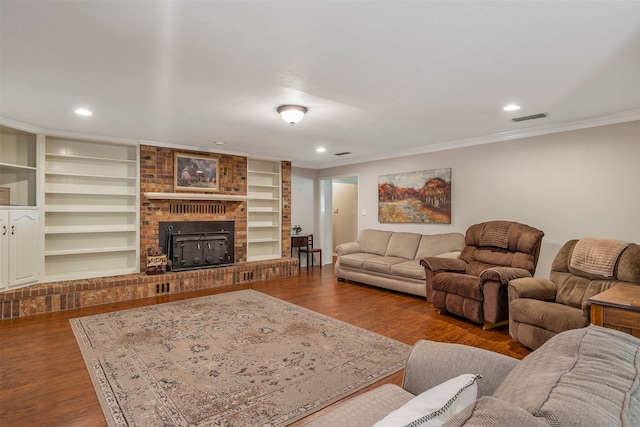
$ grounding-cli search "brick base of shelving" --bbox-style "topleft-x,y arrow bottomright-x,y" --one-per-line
0,258 -> 299,320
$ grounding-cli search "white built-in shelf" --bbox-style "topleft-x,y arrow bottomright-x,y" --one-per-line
45,190 -> 136,196
44,136 -> 139,282
45,246 -> 136,256
143,192 -> 249,201
248,237 -> 280,243
45,207 -> 137,213
45,225 -> 137,234
45,172 -> 136,180
249,254 -> 281,261
45,153 -> 137,163
0,162 -> 37,171
249,196 -> 280,201
248,207 -> 278,213
248,183 -> 280,188
246,159 -> 282,262
248,169 -> 279,175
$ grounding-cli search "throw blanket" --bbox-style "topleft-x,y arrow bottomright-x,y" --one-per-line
570,237 -> 630,277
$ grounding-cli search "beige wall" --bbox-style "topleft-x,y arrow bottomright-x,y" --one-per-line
306,120 -> 640,277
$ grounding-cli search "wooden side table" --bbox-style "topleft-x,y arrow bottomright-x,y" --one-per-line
588,283 -> 640,338
290,235 -> 309,259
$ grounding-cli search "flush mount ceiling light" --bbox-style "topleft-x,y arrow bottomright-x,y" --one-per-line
316,147 -> 326,153
503,104 -> 521,112
74,108 -> 93,116
277,105 -> 307,125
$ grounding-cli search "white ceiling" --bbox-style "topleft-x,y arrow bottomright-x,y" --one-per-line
1,1 -> 639,169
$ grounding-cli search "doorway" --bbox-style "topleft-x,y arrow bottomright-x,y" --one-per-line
320,176 -> 358,263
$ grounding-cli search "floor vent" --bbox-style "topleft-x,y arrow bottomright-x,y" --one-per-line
512,113 -> 549,122
234,271 -> 254,284
334,152 -> 351,156
156,282 -> 171,294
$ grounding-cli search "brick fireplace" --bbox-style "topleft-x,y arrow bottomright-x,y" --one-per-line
0,146 -> 296,320
140,145 -> 292,271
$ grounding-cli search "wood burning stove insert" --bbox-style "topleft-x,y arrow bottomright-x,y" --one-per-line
159,221 -> 234,271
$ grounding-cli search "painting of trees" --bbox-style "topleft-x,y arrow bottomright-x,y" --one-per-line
378,168 -> 451,223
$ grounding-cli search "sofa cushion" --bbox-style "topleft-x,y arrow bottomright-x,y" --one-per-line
339,253 -> 379,269
301,384 -> 413,427
373,374 -> 480,427
493,326 -> 640,426
433,273 -> 483,301
445,396 -> 547,426
358,229 -> 393,256
391,260 -> 426,280
363,256 -> 407,275
415,233 -> 465,260
385,232 -> 422,260
509,298 -> 589,334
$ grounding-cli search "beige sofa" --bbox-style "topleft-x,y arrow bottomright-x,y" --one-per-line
303,326 -> 640,426
334,230 -> 464,297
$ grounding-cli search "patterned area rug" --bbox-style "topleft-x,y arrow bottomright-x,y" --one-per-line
70,289 -> 410,427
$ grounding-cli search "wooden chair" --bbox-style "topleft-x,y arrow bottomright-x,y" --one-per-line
299,234 -> 322,267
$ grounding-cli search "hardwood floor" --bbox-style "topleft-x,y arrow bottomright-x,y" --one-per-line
0,265 -> 530,426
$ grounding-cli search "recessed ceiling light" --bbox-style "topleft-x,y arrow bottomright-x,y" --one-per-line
215,141 -> 225,146
316,147 -> 326,153
74,108 -> 92,116
503,104 -> 521,112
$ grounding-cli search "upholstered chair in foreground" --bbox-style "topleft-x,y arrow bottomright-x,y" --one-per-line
420,221 -> 544,329
508,238 -> 640,350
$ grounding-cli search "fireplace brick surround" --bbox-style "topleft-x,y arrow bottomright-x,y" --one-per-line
0,145 -> 295,319
140,145 -> 293,267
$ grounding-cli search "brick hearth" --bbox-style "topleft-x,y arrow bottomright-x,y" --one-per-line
0,258 -> 298,319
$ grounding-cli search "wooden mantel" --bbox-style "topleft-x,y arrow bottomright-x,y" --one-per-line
143,192 -> 249,201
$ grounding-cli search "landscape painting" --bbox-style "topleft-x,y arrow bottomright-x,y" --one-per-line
174,153 -> 219,192
378,168 -> 451,223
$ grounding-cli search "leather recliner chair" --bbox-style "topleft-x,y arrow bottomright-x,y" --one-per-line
508,238 -> 640,350
420,221 -> 544,329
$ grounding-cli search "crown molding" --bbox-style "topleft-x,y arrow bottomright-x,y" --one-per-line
302,109 -> 640,170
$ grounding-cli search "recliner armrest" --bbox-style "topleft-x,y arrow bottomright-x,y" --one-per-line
479,267 -> 531,285
508,277 -> 558,302
420,257 -> 467,272
402,339 -> 519,398
335,241 -> 361,256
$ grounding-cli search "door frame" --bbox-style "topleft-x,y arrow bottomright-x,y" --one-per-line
319,175 -> 359,264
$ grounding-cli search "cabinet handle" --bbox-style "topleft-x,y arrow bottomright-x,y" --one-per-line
11,225 -> 14,235
2,225 -> 6,236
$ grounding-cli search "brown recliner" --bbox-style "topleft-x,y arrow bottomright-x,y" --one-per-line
509,238 -> 640,350
420,221 -> 544,329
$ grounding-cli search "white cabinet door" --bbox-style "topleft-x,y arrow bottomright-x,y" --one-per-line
2,211 -> 40,288
0,213 -> 8,290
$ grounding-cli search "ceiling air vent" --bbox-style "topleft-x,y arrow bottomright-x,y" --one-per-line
334,152 -> 351,156
512,113 -> 549,122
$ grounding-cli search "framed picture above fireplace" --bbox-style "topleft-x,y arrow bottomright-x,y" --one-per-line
174,153 -> 219,192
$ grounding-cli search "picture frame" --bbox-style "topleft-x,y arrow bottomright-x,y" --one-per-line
174,153 -> 219,192
378,168 -> 451,223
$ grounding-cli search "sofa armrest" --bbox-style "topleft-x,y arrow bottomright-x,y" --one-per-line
420,257 -> 467,273
508,277 -> 558,302
402,340 -> 519,398
335,241 -> 361,256
479,267 -> 531,285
